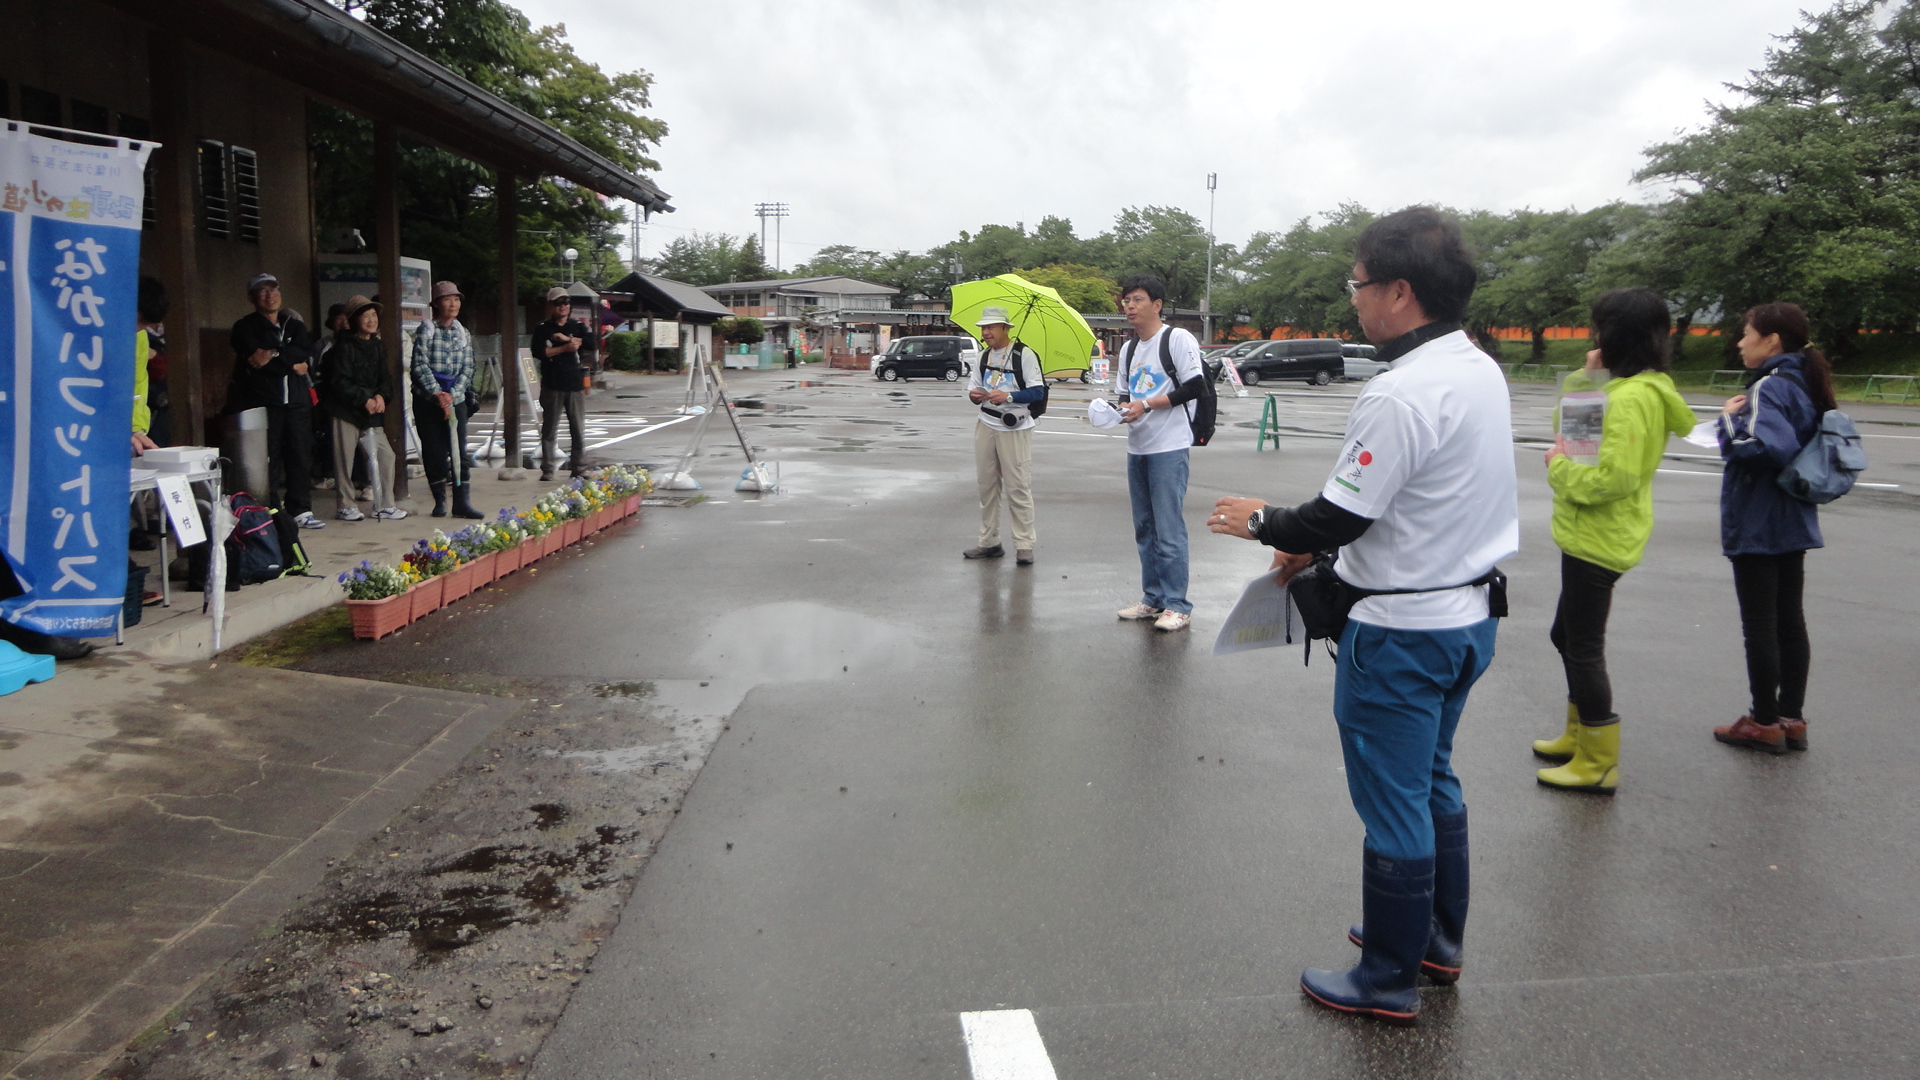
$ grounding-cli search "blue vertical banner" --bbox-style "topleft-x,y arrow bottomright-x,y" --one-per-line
0,123 -> 155,637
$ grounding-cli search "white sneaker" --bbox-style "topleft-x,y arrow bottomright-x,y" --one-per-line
293,511 -> 326,530
336,505 -> 365,521
315,477 -> 337,491
1153,610 -> 1192,632
373,506 -> 409,520
1117,602 -> 1162,621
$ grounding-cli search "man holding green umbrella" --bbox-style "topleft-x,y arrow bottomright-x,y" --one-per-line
963,306 -> 1046,565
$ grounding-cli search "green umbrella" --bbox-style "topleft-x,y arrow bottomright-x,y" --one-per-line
950,274 -> 1099,376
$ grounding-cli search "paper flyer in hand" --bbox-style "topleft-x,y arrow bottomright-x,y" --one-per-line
1556,392 -> 1608,466
1213,567 -> 1298,656
1682,419 -> 1720,449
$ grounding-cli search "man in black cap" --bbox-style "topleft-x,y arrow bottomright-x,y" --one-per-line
228,272 -> 323,528
533,286 -> 590,481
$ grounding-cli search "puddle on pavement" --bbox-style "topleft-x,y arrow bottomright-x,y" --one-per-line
530,802 -> 568,830
734,400 -> 807,414
817,439 -> 874,452
843,418 -> 899,426
591,680 -> 655,699
690,601 -> 917,685
775,461 -> 942,502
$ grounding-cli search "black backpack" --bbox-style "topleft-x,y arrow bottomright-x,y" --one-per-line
985,341 -> 1048,419
225,492 -> 284,585
269,507 -> 314,577
1122,328 -> 1217,446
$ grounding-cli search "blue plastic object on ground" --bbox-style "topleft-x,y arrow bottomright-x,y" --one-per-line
0,639 -> 56,696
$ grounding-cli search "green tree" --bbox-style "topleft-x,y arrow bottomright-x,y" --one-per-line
795,244 -> 886,279
717,316 -> 766,345
647,232 -> 752,286
1010,263 -> 1120,314
1238,204 -> 1375,338
1105,206 -> 1216,309
1635,0 -> 1920,357
312,0 -> 668,305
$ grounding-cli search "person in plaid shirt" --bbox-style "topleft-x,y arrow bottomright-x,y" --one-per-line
412,280 -> 483,519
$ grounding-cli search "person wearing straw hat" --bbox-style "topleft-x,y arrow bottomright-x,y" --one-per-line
412,280 -> 482,518
320,296 -> 407,521
964,305 -> 1046,564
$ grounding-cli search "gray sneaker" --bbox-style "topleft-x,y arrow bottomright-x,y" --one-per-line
1116,602 -> 1161,620
963,544 -> 1005,559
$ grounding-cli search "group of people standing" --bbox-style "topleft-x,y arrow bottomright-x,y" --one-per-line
222,275 -> 598,527
964,206 -> 1838,1028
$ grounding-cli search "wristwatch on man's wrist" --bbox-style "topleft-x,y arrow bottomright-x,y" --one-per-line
1246,507 -> 1266,539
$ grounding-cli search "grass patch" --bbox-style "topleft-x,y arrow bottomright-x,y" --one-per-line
229,605 -> 354,668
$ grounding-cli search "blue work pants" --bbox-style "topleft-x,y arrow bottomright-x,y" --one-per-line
1126,448 -> 1191,614
1333,617 -> 1498,860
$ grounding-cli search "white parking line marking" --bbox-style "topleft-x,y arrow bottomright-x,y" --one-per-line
584,413 -> 697,450
960,1009 -> 1058,1080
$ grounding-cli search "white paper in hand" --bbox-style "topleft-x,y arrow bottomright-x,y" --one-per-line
1213,567 -> 1299,655
1682,419 -> 1720,449
1088,399 -> 1123,429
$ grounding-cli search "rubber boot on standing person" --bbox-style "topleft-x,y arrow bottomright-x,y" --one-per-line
1531,289 -> 1696,794
1710,303 -> 1832,755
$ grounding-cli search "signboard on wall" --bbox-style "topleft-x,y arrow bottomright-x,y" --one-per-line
317,253 -> 432,331
0,123 -> 155,636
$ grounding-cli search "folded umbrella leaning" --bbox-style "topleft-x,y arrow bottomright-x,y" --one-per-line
949,274 -> 1099,377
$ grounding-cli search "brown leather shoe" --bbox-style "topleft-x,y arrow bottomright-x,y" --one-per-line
1779,717 -> 1808,751
1713,714 -> 1787,755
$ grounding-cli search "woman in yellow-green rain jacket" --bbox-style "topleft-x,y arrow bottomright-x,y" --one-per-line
1532,288 -> 1698,793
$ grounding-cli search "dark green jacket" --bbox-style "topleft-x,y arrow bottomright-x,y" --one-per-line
322,335 -> 393,429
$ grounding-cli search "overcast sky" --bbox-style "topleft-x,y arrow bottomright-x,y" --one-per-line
512,0 -> 1816,269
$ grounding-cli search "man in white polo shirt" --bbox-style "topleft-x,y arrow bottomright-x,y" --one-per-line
1209,207 -> 1518,1025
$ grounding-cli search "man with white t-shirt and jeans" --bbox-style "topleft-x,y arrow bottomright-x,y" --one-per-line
962,306 -> 1046,565
1210,207 -> 1518,1025
1115,275 -> 1207,632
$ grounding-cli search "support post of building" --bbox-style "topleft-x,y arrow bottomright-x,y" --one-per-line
374,119 -> 408,500
497,171 -> 521,459
148,29 -> 203,447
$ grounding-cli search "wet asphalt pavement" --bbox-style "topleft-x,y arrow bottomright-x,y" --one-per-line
416,369 -> 1920,1078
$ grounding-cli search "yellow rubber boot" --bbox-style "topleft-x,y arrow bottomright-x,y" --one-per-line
1537,720 -> 1619,793
1531,701 -> 1581,762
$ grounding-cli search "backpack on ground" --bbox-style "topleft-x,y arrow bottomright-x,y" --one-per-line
1122,329 -> 1217,446
225,491 -> 284,585
269,507 -> 314,577
1779,408 -> 1867,504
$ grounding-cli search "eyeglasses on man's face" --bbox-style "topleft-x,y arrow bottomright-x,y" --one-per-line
1345,278 -> 1385,299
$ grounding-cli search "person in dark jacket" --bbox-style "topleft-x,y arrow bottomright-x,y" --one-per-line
1712,302 -> 1833,755
320,296 -> 407,522
228,272 -> 323,528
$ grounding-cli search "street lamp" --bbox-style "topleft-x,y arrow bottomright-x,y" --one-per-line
1203,172 -> 1217,345
563,247 -> 579,284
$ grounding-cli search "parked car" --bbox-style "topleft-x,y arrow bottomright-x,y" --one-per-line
1342,343 -> 1388,380
870,336 -> 978,382
1233,338 -> 1345,386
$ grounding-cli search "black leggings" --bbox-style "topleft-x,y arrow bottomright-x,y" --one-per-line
1730,552 -> 1810,724
1549,552 -> 1623,725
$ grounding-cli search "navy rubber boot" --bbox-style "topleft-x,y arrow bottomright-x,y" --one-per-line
1304,848 -> 1433,1026
1345,806 -> 1468,984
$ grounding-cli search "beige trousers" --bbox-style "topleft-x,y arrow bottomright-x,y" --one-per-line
332,416 -> 395,512
974,421 -> 1036,549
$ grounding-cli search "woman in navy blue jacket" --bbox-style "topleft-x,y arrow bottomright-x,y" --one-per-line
1713,302 -> 1835,754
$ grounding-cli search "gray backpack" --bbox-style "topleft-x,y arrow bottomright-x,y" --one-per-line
1778,409 -> 1866,504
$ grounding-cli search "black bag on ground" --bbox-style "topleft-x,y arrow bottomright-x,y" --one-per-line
1121,330 -> 1216,446
269,507 -> 314,577
225,492 -> 283,586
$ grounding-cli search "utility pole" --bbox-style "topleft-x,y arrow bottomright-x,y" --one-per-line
1203,172 -> 1217,345
753,201 -> 790,272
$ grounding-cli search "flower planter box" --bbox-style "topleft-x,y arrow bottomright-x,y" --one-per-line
498,542 -> 524,574
470,550 -> 499,586
346,593 -> 411,639
587,508 -> 609,533
538,532 -> 560,559
561,519 -> 584,546
623,494 -> 640,518
409,576 -> 446,620
441,561 -> 476,603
